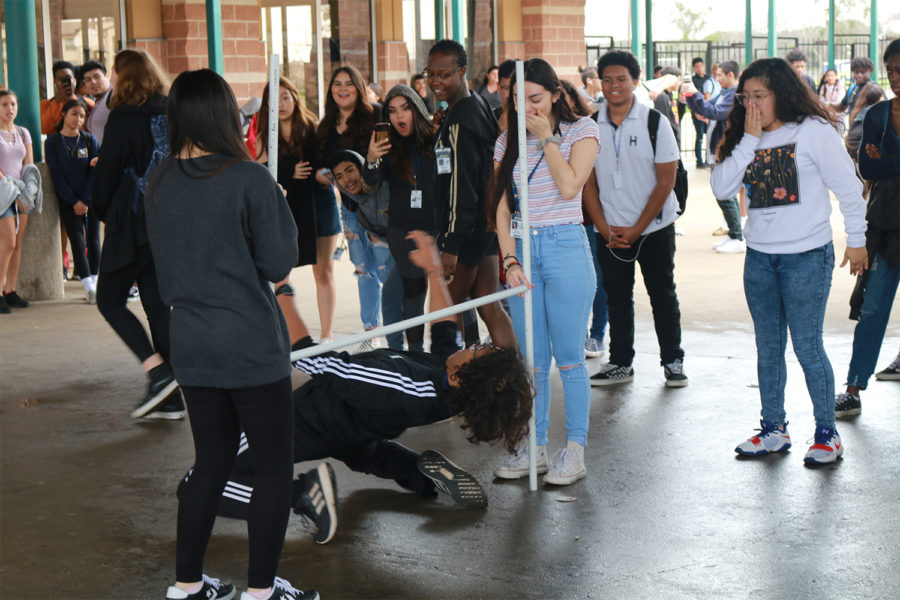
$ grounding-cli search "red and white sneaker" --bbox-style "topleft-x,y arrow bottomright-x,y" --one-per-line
735,420 -> 791,456
804,426 -> 843,464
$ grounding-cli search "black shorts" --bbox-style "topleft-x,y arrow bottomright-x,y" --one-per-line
454,229 -> 499,267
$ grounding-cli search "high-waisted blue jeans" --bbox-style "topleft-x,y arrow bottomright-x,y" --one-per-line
744,242 -> 836,427
509,224 -> 595,446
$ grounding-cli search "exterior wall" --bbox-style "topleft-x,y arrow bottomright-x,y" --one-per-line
333,0 -> 372,79
521,0 -> 586,83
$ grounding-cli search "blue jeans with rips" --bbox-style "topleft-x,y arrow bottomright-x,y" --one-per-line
744,242 -> 836,428
343,207 -> 403,349
846,251 -> 900,389
509,224 -> 595,446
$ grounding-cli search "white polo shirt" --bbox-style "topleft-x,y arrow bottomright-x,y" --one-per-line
594,100 -> 680,235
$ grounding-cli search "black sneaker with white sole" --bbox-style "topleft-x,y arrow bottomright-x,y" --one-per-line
663,358 -> 688,387
131,363 -> 179,418
292,462 -> 338,544
416,450 -> 487,508
875,352 -> 900,380
835,392 -> 861,417
238,576 -> 318,600
590,363 -> 634,386
145,391 -> 186,420
166,575 -> 235,600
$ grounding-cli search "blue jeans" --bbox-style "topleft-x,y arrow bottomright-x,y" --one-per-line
847,251 -> 900,389
509,224 -> 595,446
343,207 -> 403,349
744,243 -> 836,427
584,224 -> 608,341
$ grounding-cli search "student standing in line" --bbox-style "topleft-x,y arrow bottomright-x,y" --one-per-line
425,39 -> 517,349
711,58 -> 867,464
489,58 -> 600,485
315,65 -> 380,343
834,39 -> 900,417
45,99 -> 101,303
146,69 -> 316,600
0,89 -> 34,314
365,84 -> 440,352
91,48 -> 183,420
589,50 -> 688,389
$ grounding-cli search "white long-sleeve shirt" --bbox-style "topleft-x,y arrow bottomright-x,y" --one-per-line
710,117 -> 867,254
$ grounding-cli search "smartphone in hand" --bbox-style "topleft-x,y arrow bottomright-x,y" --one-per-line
374,122 -> 390,143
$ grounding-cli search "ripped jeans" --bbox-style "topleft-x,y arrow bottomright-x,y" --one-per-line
343,207 -> 403,349
509,224 -> 595,446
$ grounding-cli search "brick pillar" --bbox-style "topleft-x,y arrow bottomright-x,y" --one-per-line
469,0 -> 494,84
376,41 -> 410,90
333,0 -> 372,79
522,0 -> 586,84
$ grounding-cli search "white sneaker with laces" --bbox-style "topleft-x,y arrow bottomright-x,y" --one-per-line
543,441 -> 586,486
493,444 -> 548,479
715,237 -> 746,254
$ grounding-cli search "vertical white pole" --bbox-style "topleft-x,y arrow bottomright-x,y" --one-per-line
515,60 -> 536,492
268,54 -> 280,181
315,0 -> 325,118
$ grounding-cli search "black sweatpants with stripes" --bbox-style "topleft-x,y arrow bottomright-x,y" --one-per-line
212,422 -> 437,522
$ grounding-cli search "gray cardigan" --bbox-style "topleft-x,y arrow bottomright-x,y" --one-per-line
144,155 -> 298,388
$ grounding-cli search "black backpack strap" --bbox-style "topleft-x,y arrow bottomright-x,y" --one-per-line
647,108 -> 660,157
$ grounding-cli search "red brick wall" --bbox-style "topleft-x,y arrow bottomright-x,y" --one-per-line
333,0 -> 372,79
521,0 -> 586,84
498,42 -> 525,61
158,0 -> 266,103
376,41 -> 410,90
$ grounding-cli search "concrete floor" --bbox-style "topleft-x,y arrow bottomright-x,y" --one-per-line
2,166 -> 898,599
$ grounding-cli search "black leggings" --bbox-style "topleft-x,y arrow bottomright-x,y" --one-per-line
96,244 -> 170,362
177,377 -> 294,588
401,276 -> 427,351
58,203 -> 100,278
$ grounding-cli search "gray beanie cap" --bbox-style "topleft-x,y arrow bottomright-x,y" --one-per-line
384,84 -> 430,120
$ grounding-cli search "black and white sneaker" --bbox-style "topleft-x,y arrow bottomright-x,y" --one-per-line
835,392 -> 862,417
131,363 -> 179,418
417,450 -> 487,508
663,358 -> 688,387
293,462 -> 338,544
590,363 -> 634,386
146,391 -> 186,420
239,576 -> 319,600
875,351 -> 900,381
166,575 -> 235,600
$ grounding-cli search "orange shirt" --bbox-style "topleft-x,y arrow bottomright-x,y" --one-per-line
40,96 -> 95,134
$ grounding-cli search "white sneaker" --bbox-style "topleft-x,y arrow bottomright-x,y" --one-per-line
715,237 -> 746,254
804,426 -> 843,464
493,444 -> 548,479
353,338 -> 379,354
543,441 -> 586,486
584,337 -> 605,358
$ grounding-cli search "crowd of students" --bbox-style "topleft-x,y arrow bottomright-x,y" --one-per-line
1,36 -> 898,600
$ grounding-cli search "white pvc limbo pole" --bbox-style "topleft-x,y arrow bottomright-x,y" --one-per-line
267,54 -> 280,180
514,60 -> 537,492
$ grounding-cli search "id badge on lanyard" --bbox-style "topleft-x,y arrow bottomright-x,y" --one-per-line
410,189 -> 423,208
436,145 -> 452,175
510,211 -> 523,239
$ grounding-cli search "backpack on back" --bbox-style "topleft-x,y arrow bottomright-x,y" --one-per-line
647,108 -> 688,216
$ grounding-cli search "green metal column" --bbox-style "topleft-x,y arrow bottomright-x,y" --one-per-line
645,0 -> 653,76
827,0 -> 835,69
767,0 -> 777,57
4,0 -> 42,161
745,0 -> 753,66
630,0 -> 639,57
451,0 -> 463,43
206,0 -> 224,74
870,0 -> 879,75
435,0 -> 444,40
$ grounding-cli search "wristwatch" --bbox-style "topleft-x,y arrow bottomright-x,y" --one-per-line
365,157 -> 381,170
538,134 -> 562,150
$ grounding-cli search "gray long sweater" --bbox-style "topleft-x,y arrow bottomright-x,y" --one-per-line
145,155 -> 298,388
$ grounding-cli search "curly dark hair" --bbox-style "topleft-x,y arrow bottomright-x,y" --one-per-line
717,58 -> 839,162
444,346 -> 533,453
598,50 -> 641,80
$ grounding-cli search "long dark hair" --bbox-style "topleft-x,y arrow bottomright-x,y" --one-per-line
558,79 -> 594,117
486,58 -> 577,230
316,65 -> 376,159
817,68 -> 838,96
256,76 -> 317,160
385,93 -> 435,186
849,83 -> 884,123
164,69 -> 249,175
56,98 -> 89,133
717,58 -> 839,162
